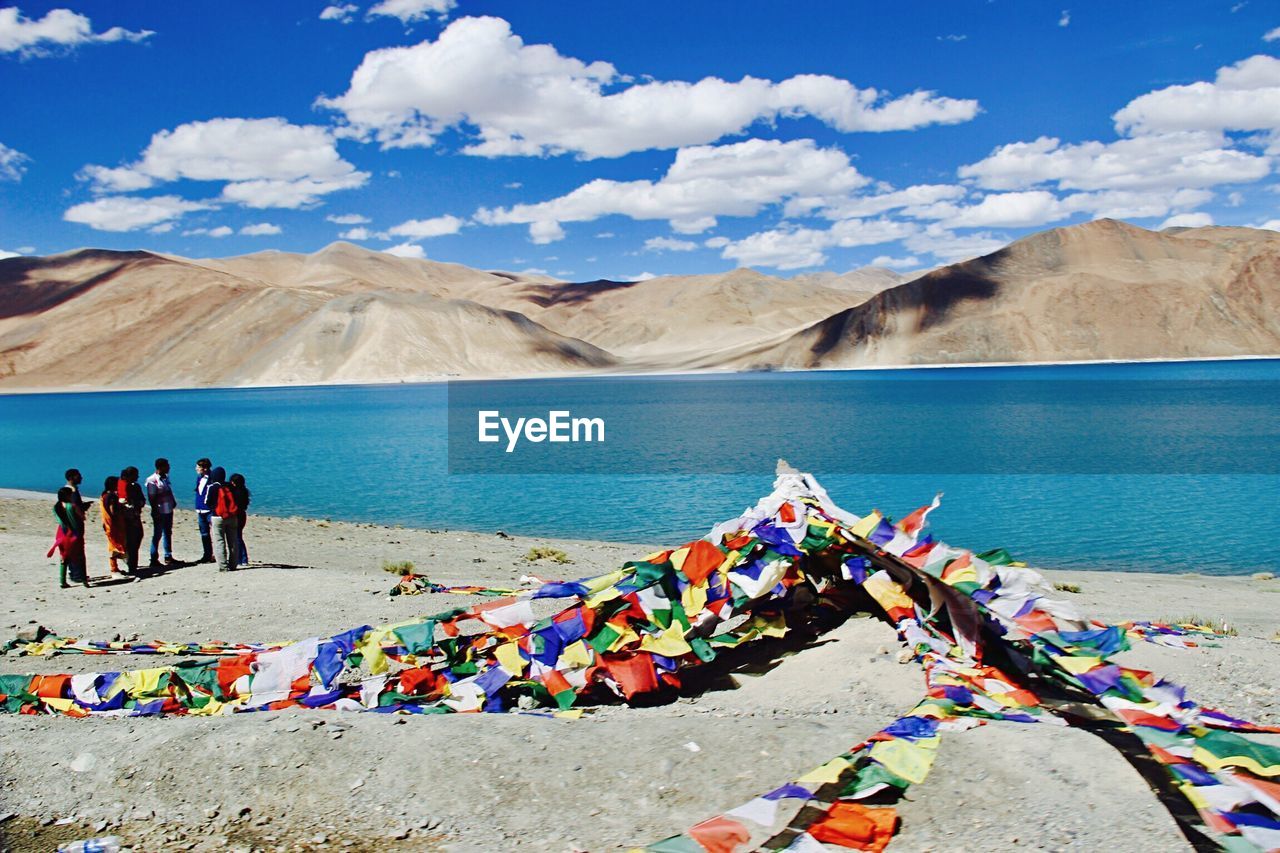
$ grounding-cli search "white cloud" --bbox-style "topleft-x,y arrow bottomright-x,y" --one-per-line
528,220 -> 565,244
959,132 -> 1269,192
719,218 -> 917,270
0,249 -> 22,260
17,245 -> 35,253
644,236 -> 698,252
1113,55 -> 1280,135
339,226 -> 372,240
320,4 -> 359,23
704,236 -> 731,248
326,213 -> 370,225
936,34 -> 967,42
384,242 -> 426,258
0,6 -> 152,56
1058,9 -> 1071,27
620,271 -> 657,282
320,16 -> 979,158
903,226 -> 1007,263
64,195 -> 211,232
387,214 -> 463,238
1158,211 -> 1214,229
790,183 -> 967,220
1257,218 -> 1280,230
934,190 -> 1067,228
240,222 -> 282,236
670,216 -> 718,234
182,225 -> 233,238
476,138 -> 867,240
870,254 -> 920,269
367,0 -> 456,24
0,142 -> 29,181
503,181 -> 522,189
1265,27 -> 1280,42
595,232 -> 615,239
80,117 -> 368,209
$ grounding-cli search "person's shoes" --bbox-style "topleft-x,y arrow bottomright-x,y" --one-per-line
165,556 -> 178,565
60,582 -> 70,589
82,580 -> 91,588
148,558 -> 161,568
198,556 -> 216,564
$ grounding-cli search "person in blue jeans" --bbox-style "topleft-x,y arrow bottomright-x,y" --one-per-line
194,457 -> 214,563
145,457 -> 177,566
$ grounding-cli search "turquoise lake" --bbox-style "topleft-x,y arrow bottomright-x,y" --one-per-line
2,359 -> 1278,575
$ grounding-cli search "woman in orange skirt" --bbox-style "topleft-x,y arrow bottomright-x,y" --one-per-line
100,475 -> 128,575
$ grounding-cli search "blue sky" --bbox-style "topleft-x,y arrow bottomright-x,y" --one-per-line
1,1 -> 1278,278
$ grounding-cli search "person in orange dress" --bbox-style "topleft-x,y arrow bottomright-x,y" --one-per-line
100,475 -> 128,575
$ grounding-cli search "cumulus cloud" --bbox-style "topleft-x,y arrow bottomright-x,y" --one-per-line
386,214 -> 463,238
476,138 -> 867,241
79,117 -> 369,209
1113,55 -> 1280,136
644,236 -> 699,252
319,4 -> 359,23
0,249 -> 22,260
339,226 -> 372,240
1265,27 -> 1280,42
959,132 -> 1269,192
326,213 -> 370,225
367,0 -> 456,23
718,218 -> 917,270
1158,211 -> 1214,229
0,142 -> 29,181
64,195 -> 212,232
1258,218 -> 1280,230
528,220 -> 565,244
788,183 -> 967,220
240,222 -> 282,236
903,227 -> 1008,263
182,225 -> 233,237
384,242 -> 426,258
319,16 -> 979,158
1058,10 -> 1071,27
869,254 -> 921,269
0,6 -> 153,56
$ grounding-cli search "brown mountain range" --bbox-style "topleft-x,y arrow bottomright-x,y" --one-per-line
0,219 -> 1276,390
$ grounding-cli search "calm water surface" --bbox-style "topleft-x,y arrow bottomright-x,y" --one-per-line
2,360 -> 1277,575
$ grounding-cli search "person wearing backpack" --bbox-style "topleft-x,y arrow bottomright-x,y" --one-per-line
205,466 -> 241,572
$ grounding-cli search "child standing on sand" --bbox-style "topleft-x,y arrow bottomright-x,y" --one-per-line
49,486 -> 89,588
100,475 -> 128,575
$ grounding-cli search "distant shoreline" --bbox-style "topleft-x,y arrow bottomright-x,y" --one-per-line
1,353 -> 1277,397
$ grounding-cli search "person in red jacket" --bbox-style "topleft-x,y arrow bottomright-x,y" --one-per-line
204,466 -> 240,572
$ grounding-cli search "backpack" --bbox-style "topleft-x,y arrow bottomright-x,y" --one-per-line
213,484 -> 239,519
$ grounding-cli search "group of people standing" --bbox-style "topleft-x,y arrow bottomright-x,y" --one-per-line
49,458 -> 252,588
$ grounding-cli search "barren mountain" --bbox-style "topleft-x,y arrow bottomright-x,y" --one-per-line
1,220 -> 1277,391
732,219 -> 1280,369
0,248 -> 614,389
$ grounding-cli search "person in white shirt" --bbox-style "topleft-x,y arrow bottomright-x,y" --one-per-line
145,458 -> 177,566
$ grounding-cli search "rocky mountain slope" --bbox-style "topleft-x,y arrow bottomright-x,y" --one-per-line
1,220 -> 1277,390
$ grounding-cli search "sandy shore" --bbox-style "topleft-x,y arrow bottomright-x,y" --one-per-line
1,495 -> 1277,852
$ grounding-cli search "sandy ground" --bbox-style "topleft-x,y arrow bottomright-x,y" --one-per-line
1,495 -> 1277,853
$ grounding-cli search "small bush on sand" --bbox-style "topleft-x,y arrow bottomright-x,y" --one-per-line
524,547 -> 571,564
1164,614 -> 1238,636
382,560 -> 416,576
1053,582 -> 1082,594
